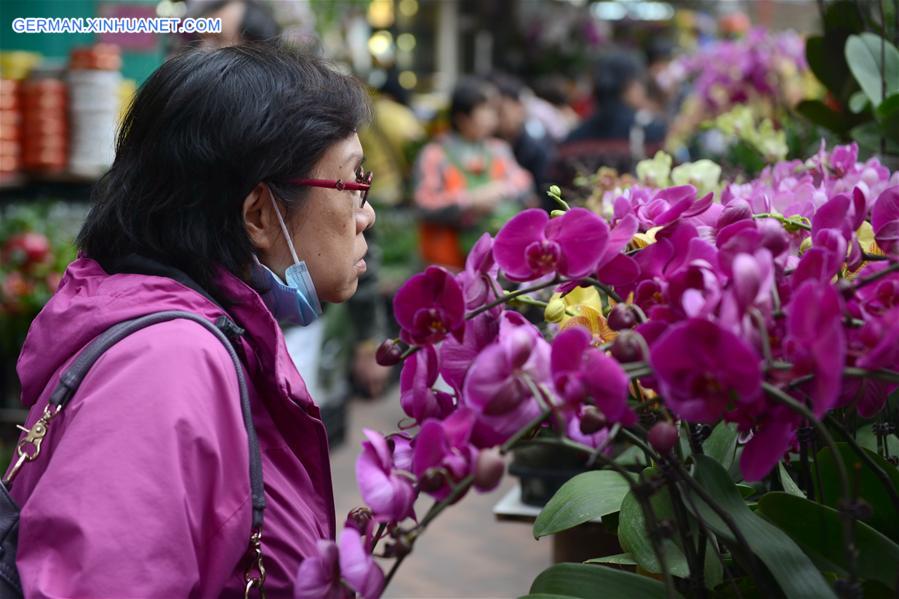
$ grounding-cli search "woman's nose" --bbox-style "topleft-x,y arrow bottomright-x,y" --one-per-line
359,201 -> 376,233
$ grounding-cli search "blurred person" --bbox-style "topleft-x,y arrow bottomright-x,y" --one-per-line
490,73 -> 552,206
549,50 -> 667,188
190,0 -> 281,48
526,75 -> 580,142
6,44 -> 374,596
413,77 -> 533,269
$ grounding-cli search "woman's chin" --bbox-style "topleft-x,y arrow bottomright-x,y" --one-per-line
321,279 -> 359,304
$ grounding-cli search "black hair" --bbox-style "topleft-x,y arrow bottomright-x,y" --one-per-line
449,77 -> 492,132
198,0 -> 281,43
592,50 -> 646,105
77,43 -> 370,299
489,72 -> 524,101
645,37 -> 675,67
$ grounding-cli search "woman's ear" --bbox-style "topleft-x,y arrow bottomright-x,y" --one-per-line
243,183 -> 277,252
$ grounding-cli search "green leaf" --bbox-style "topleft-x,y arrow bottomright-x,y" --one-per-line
529,563 -> 673,598
585,553 -> 637,566
703,422 -> 738,473
815,443 -> 899,540
533,470 -> 630,539
849,90 -> 870,113
845,33 -> 899,107
856,424 -> 899,455
806,34 -> 856,102
795,99 -> 866,135
875,93 -> 899,143
736,484 -> 756,498
778,463 -> 806,498
851,121 -> 899,154
685,455 -> 838,599
618,484 -> 690,578
758,492 -> 899,589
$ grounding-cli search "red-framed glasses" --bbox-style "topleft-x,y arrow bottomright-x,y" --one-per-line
289,166 -> 373,207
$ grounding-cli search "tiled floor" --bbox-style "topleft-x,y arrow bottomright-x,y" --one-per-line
330,386 -> 551,599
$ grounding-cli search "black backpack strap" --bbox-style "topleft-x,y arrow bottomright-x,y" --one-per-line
36,310 -> 265,530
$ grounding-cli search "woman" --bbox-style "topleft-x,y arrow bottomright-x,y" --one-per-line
413,77 -> 532,269
6,43 -> 374,596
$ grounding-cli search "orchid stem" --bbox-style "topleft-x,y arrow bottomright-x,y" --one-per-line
574,276 -> 624,303
761,382 -> 859,584
825,414 -> 899,512
851,260 -> 899,291
465,277 -> 560,320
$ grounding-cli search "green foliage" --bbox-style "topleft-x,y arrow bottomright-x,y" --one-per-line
528,563 -> 672,598
845,33 -> 899,107
532,470 -> 629,539
686,455 -> 838,599
758,492 -> 899,589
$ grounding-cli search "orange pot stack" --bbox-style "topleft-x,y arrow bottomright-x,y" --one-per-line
0,79 -> 22,179
21,74 -> 69,175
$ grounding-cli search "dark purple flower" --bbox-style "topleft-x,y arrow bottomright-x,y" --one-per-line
411,407 -> 478,500
356,429 -> 417,523
872,185 -> 899,257
456,233 -> 499,309
439,312 -> 500,392
829,142 -> 858,177
650,319 -> 763,423
394,266 -> 465,345
784,280 -> 846,416
462,312 -> 551,447
294,528 -> 385,599
855,261 -> 899,317
493,208 -> 609,281
739,409 -> 797,482
400,345 -> 455,424
551,327 -> 635,425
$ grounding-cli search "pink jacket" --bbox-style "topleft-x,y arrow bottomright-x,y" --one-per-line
7,257 -> 335,597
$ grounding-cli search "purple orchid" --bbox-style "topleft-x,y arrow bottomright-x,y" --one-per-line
872,186 -> 899,257
456,233 -> 499,309
462,312 -> 551,447
784,280 -> 846,416
738,407 -> 799,482
493,208 -> 609,281
439,312 -> 500,392
399,345 -> 455,424
411,407 -> 478,500
394,266 -> 465,346
356,429 -> 417,523
650,319 -> 763,423
294,528 -> 385,599
550,327 -> 634,425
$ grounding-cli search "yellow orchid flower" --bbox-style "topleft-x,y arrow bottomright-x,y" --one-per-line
544,286 -> 617,343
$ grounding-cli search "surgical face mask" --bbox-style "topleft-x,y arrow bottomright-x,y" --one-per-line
249,189 -> 323,327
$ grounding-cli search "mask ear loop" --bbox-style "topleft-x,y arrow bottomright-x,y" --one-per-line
267,186 -> 301,266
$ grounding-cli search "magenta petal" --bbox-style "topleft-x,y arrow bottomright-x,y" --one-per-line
683,192 -> 714,218
294,540 -> 343,599
551,327 -> 591,378
581,352 -> 631,423
740,419 -> 794,482
597,253 -> 640,286
412,420 -> 448,476
494,209 -> 549,280
872,186 -> 899,256
466,232 -> 496,275
545,208 -> 610,277
339,528 -> 385,599
812,193 -> 850,239
598,214 -> 639,269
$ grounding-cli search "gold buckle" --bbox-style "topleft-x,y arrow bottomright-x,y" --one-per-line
243,528 -> 266,599
4,404 -> 60,486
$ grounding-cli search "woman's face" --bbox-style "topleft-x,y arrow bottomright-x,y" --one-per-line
256,133 -> 376,304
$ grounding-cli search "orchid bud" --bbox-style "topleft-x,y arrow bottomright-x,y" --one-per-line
345,506 -> 373,533
418,468 -> 445,493
376,339 -> 403,366
544,297 -> 567,323
648,421 -> 679,455
550,209 -> 566,218
474,448 -> 505,492
607,304 -> 638,331
579,406 -> 608,435
717,199 -> 752,229
611,330 -> 645,363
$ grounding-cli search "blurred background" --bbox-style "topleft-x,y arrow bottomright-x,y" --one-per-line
0,1 -> 894,596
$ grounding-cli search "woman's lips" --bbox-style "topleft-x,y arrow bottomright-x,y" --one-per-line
355,258 -> 367,273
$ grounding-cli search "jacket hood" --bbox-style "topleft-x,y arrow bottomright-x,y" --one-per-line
17,257 -> 314,411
